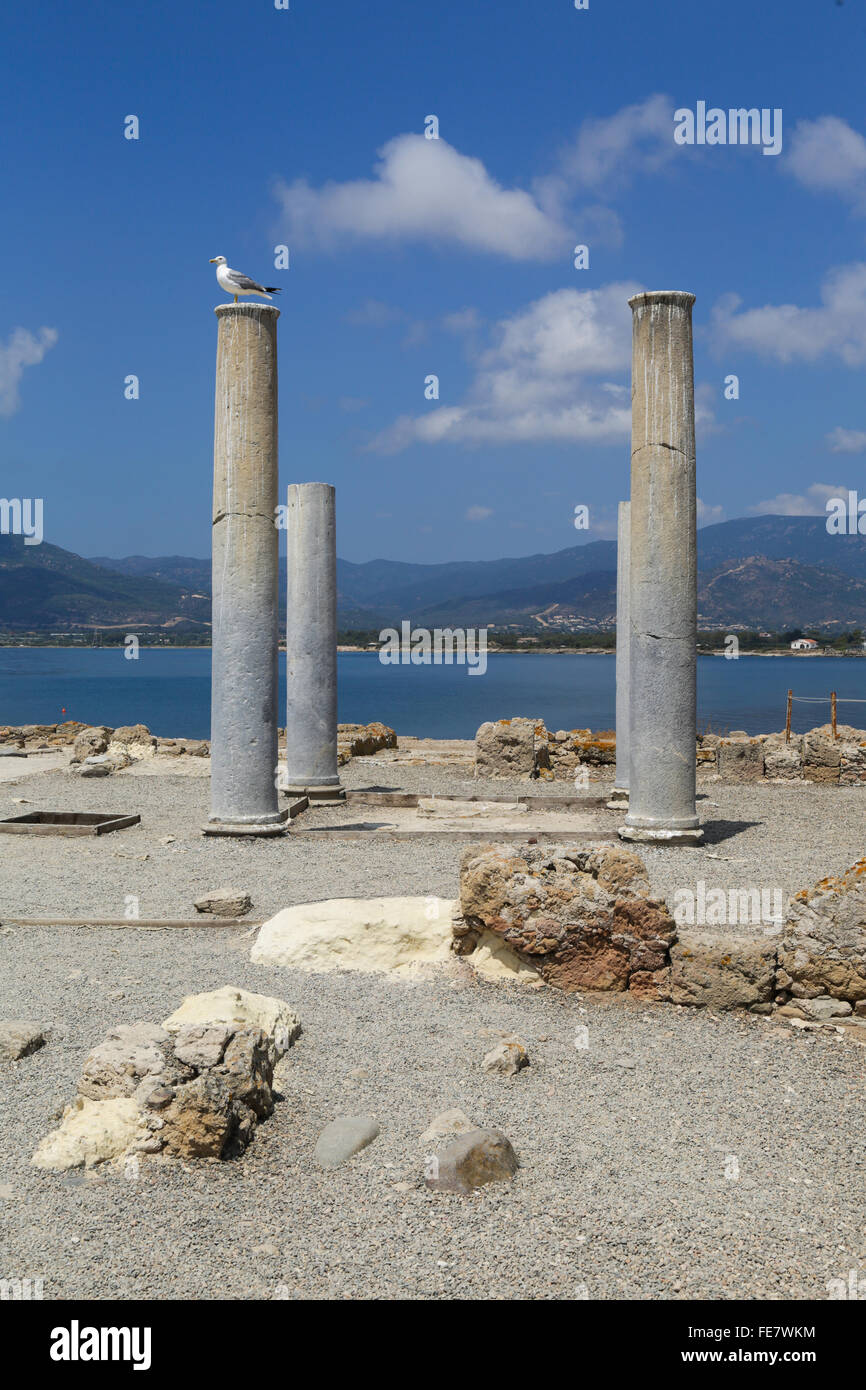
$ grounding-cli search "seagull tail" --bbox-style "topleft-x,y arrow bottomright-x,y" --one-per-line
264,287 -> 281,294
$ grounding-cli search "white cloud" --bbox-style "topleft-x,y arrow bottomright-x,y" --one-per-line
555,94 -> 679,190
275,134 -> 569,261
711,263 -> 866,365
0,327 -> 58,417
827,425 -> 866,453
750,483 -> 845,516
275,98 -> 685,264
786,115 -> 866,205
366,283 -> 642,452
465,505 -> 493,521
697,499 -> 725,527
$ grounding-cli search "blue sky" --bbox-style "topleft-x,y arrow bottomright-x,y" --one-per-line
2,0 -> 866,563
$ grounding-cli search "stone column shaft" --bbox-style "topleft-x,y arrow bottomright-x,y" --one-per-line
206,303 -> 285,836
620,291 -> 702,845
607,499 -> 631,809
284,482 -> 344,801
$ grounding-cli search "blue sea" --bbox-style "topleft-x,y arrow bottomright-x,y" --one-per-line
1,649 -> 864,740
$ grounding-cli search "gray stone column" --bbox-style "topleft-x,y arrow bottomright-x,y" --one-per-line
607,499 -> 631,810
284,482 -> 345,801
205,303 -> 286,836
620,291 -> 702,845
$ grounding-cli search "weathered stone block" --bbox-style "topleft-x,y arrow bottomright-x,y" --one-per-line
764,744 -> 803,780
840,740 -> 866,785
669,929 -> 777,1010
803,733 -> 841,784
70,726 -> 112,764
458,842 -> 675,993
778,860 -> 866,1003
718,739 -> 764,783
474,718 -> 543,780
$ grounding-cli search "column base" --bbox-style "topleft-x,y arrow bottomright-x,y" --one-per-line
618,823 -> 703,845
606,787 -> 629,810
283,783 -> 346,804
202,810 -> 289,838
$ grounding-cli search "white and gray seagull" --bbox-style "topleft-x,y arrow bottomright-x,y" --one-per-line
209,255 -> 281,304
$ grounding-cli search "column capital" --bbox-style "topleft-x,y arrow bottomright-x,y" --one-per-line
628,290 -> 695,312
214,303 -> 280,321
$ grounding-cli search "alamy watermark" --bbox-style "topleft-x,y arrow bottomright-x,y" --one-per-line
378,622 -> 487,676
673,880 -> 783,927
827,1269 -> 866,1300
0,1276 -> 43,1300
826,492 -> 866,535
0,497 -> 43,545
674,103 -> 782,156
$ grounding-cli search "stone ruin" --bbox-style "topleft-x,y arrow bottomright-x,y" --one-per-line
456,842 -> 673,998
475,717 -> 615,782
0,719 -> 396,779
31,987 -> 301,1171
474,717 -> 866,786
454,840 -> 866,1028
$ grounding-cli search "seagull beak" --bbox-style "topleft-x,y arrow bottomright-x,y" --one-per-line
209,258 -> 218,263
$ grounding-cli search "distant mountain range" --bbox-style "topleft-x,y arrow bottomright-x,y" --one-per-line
1,514 -> 865,633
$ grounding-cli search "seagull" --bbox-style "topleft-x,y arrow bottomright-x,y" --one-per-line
209,256 -> 281,304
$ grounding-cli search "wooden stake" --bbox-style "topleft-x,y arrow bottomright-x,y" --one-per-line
831,690 -> 837,740
786,689 -> 792,744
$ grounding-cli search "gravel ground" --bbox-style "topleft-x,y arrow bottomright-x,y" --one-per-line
1,752 -> 865,1300
0,755 -> 863,919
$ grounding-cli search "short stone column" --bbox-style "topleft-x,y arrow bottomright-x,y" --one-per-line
607,500 -> 631,810
205,303 -> 286,837
284,482 -> 345,801
620,291 -> 702,845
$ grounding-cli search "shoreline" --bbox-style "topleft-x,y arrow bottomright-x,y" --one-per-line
0,643 -> 863,659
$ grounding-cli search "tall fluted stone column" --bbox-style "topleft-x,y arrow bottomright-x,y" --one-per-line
607,499 -> 631,810
284,482 -> 345,802
205,303 -> 286,836
620,291 -> 702,845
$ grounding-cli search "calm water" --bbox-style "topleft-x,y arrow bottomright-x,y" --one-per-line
1,649 -> 864,740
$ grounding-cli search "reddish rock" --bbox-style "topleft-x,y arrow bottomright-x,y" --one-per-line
458,843 -> 675,994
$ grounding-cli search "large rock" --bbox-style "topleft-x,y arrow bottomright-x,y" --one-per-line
0,1020 -> 45,1061
778,860 -> 866,1003
424,1128 -> 519,1193
111,723 -> 156,748
669,929 -> 777,1010
458,843 -> 675,994
70,726 -> 112,764
475,718 -> 543,780
252,897 -> 456,976
336,722 -> 396,760
107,724 -> 156,763
33,993 -> 297,1170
